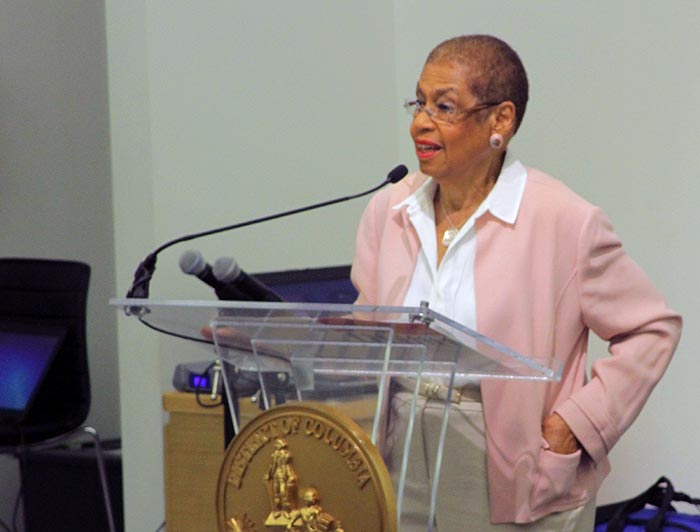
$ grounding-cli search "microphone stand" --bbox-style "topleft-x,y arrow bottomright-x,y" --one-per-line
124,164 -> 408,312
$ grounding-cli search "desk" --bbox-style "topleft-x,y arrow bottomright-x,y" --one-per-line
162,392 -> 251,532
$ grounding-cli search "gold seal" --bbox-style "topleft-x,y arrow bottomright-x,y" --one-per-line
216,402 -> 396,532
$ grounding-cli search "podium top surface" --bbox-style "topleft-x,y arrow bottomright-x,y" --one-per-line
111,298 -> 561,382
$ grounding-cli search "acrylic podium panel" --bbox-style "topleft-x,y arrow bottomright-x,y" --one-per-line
112,299 -> 561,531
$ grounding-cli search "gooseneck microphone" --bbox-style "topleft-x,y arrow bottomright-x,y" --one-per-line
213,256 -> 282,302
124,164 -> 408,308
178,250 -> 252,301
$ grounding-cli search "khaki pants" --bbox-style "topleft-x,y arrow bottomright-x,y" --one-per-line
386,391 -> 596,532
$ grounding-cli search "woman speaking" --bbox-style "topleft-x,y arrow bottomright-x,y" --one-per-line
351,35 -> 681,531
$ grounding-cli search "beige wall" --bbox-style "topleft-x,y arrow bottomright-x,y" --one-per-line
107,1 -> 398,528
0,0 -> 117,522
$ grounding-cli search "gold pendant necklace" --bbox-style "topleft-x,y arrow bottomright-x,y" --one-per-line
442,227 -> 459,246
440,195 -> 467,247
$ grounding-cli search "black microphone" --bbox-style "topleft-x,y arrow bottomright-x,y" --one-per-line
178,250 -> 252,301
124,164 -> 409,309
213,257 -> 283,302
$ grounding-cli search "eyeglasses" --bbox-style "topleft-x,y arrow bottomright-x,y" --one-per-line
403,98 -> 502,125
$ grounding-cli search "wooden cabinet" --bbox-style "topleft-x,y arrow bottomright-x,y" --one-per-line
162,392 -> 225,532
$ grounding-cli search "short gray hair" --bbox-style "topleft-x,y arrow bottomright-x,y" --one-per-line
427,35 -> 529,133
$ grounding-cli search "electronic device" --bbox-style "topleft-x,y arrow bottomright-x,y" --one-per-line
0,322 -> 66,424
172,361 -> 223,394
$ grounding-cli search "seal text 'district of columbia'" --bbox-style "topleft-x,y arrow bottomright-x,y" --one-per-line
227,416 -> 372,489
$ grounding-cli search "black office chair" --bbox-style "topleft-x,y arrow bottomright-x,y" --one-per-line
0,258 -> 116,532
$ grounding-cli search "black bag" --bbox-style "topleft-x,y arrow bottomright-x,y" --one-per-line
595,477 -> 700,532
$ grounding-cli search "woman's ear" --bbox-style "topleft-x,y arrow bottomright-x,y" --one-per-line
492,101 -> 517,137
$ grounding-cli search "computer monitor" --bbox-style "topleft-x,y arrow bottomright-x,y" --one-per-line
253,265 -> 357,304
0,322 -> 66,425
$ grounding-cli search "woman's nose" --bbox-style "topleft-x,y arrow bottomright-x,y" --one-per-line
411,107 -> 435,133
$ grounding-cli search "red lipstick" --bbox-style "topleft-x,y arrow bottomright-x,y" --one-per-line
414,138 -> 442,160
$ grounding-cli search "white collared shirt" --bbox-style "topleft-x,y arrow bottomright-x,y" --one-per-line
394,153 -> 527,329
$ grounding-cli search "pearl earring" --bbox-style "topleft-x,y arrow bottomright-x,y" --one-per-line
489,133 -> 504,149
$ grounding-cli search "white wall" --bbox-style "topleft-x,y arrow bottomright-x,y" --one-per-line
394,0 -> 700,505
0,0 -> 117,523
106,1 -> 398,528
103,0 -> 699,528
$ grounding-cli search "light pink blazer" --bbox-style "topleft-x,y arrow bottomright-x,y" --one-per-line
350,168 -> 681,523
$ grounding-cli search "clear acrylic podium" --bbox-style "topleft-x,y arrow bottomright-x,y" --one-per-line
112,298 -> 561,531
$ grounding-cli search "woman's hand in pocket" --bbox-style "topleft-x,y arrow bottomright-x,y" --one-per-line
542,413 -> 580,454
